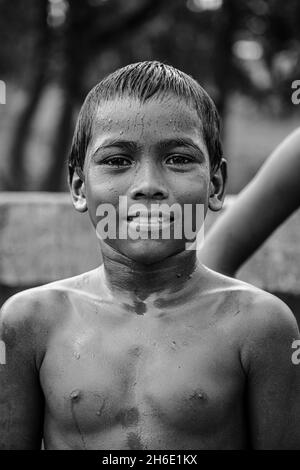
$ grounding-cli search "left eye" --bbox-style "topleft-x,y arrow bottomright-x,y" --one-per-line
165,155 -> 193,165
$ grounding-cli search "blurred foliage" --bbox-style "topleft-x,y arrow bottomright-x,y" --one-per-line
0,0 -> 300,190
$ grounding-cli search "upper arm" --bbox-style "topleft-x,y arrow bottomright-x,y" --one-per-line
241,296 -> 300,449
0,293 -> 45,449
199,127 -> 300,275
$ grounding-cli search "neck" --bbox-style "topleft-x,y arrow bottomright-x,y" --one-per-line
100,243 -> 203,302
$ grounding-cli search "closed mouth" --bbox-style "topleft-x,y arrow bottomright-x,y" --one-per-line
127,213 -> 175,224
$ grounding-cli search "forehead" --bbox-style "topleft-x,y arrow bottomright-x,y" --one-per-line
90,95 -> 205,144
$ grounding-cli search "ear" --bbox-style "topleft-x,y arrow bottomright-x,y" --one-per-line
208,158 -> 227,212
68,165 -> 88,213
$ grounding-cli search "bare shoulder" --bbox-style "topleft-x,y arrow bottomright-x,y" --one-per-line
1,277 -> 72,328
231,279 -> 299,339
205,268 -> 299,343
0,284 -> 62,364
217,275 -> 300,372
0,268 -> 101,362
1,267 -> 101,321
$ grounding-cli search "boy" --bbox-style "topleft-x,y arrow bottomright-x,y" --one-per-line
0,61 -> 299,450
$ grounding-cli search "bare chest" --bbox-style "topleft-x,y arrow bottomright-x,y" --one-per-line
40,308 -> 243,445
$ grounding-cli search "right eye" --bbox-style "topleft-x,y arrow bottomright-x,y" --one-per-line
101,156 -> 133,168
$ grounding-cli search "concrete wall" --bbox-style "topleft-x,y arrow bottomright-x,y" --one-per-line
0,192 -> 299,322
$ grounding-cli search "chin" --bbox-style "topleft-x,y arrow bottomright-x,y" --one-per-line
118,239 -> 184,265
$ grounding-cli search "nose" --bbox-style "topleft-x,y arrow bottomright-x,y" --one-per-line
129,160 -> 169,201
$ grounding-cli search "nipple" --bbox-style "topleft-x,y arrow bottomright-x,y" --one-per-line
190,390 -> 207,402
70,389 -> 81,401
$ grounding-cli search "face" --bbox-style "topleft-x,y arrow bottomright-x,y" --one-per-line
71,95 -> 226,264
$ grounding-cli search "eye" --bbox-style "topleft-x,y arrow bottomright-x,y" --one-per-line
101,156 -> 133,168
165,155 -> 194,166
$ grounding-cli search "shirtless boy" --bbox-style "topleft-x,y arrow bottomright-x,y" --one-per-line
0,61 -> 299,450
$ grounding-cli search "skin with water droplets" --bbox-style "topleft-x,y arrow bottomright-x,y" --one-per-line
7,94 -> 293,451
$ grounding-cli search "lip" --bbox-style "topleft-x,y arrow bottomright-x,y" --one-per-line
128,217 -> 173,226
127,211 -> 175,224
127,218 -> 174,233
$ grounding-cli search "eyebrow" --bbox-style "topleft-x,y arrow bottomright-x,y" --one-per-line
90,139 -> 140,159
91,137 -> 205,158
156,138 -> 203,154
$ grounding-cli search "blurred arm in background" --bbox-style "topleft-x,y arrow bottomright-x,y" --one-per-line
199,127 -> 300,276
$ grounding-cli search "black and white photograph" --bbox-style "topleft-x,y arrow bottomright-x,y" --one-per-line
0,0 -> 300,453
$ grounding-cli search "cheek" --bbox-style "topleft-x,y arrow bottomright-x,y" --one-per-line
173,177 -> 209,234
86,169 -> 122,203
172,172 -> 210,206
85,172 -> 122,227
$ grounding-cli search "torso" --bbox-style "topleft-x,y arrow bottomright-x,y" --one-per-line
37,268 -> 251,450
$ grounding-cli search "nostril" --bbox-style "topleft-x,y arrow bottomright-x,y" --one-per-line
133,191 -> 166,200
129,176 -> 169,200
133,192 -> 146,199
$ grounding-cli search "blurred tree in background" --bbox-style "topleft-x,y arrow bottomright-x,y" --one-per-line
0,0 -> 300,191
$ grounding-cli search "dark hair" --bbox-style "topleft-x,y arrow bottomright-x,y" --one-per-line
68,61 -> 223,178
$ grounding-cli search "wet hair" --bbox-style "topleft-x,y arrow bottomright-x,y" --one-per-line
68,61 -> 223,178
